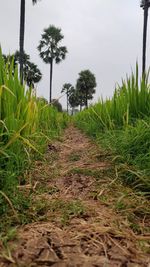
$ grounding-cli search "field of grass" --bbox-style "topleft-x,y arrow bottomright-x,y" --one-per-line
75,67 -> 150,193
0,46 -> 149,237
0,49 -> 68,217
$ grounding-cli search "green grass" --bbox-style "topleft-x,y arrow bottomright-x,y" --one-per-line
0,48 -> 69,217
75,66 -> 150,193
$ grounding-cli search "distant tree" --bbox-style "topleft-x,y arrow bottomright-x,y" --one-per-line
52,99 -> 63,112
3,51 -> 42,87
68,88 -> 80,115
140,0 -> 150,75
76,70 -> 96,108
61,83 -> 74,114
15,50 -> 30,64
38,25 -> 68,103
75,89 -> 86,111
19,53 -> 42,87
24,61 -> 42,87
19,0 -> 40,83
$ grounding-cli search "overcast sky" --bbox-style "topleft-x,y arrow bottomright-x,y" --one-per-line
0,0 -> 149,108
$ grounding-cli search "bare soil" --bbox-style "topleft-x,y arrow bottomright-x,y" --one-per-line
0,125 -> 150,267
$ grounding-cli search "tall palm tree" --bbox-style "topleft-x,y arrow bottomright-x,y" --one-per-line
38,25 -> 68,103
140,0 -> 150,76
61,83 -> 73,114
19,0 -> 39,84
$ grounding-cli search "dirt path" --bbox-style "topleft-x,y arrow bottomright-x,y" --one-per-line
0,126 -> 150,267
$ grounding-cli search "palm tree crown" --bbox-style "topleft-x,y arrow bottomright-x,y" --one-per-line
38,25 -> 67,103
61,83 -> 74,114
76,70 -> 96,108
3,51 -> 42,88
38,25 -> 67,64
24,61 -> 42,87
141,0 -> 150,8
32,0 -> 38,4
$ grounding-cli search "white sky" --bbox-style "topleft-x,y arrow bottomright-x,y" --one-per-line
0,0 -> 149,108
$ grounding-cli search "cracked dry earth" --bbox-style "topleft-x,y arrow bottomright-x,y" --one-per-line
0,126 -> 150,267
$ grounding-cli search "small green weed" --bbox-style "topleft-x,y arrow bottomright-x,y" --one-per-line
0,228 -> 17,248
115,200 -> 126,211
138,240 -> 150,254
37,185 -> 59,195
49,199 -> 86,225
68,153 -> 81,162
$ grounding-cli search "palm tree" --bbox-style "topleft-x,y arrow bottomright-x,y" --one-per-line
76,70 -> 96,108
61,83 -> 73,114
3,51 -> 42,88
38,25 -> 68,103
24,61 -> 42,87
68,88 -> 79,115
19,0 -> 39,84
15,51 -> 42,87
140,0 -> 150,76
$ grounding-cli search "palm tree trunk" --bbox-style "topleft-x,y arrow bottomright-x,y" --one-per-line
49,59 -> 53,103
85,91 -> 88,108
142,4 -> 149,76
67,90 -> 68,114
19,0 -> 25,84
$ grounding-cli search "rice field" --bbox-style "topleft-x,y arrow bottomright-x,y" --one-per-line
0,49 -> 68,214
0,45 -> 149,225
75,67 -> 150,192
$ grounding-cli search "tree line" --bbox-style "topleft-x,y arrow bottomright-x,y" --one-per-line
62,70 -> 96,114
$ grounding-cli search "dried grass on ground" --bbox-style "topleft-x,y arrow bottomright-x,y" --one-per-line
0,126 -> 150,267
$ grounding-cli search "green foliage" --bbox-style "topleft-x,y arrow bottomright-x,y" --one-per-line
61,83 -> 74,113
38,25 -> 67,102
76,67 -> 150,132
75,67 -> 150,192
68,88 -> 80,111
61,83 -> 73,95
3,51 -> 42,87
76,69 -> 96,108
38,25 -> 67,64
0,48 -> 68,215
63,70 -> 96,111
